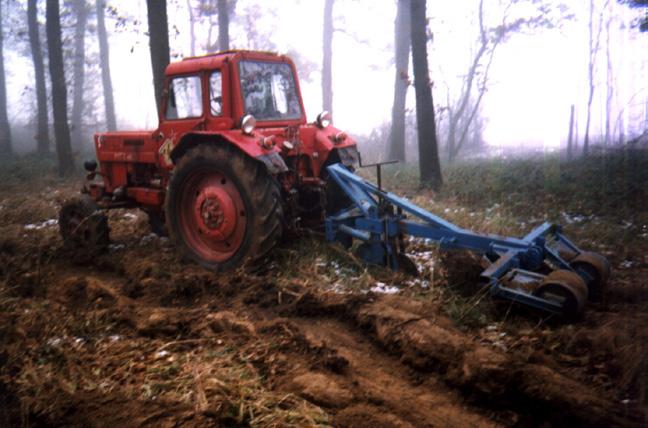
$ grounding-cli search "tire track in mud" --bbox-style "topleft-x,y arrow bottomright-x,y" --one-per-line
31,253 -> 642,428
43,263 -> 500,427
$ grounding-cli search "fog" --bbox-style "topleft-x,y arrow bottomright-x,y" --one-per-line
1,0 -> 647,159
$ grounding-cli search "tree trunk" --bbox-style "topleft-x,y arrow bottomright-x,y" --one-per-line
46,0 -> 74,175
322,0 -> 334,117
410,0 -> 442,190
146,0 -> 170,108
218,0 -> 229,51
0,1 -> 12,157
187,0 -> 196,56
567,104 -> 575,160
96,0 -> 116,131
584,0 -> 606,156
604,7 -> 612,147
71,0 -> 88,148
387,0 -> 411,162
28,0 -> 49,155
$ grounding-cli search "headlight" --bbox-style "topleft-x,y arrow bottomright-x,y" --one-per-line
240,114 -> 256,135
316,111 -> 331,128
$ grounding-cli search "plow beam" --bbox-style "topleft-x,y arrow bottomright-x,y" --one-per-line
324,163 -> 609,318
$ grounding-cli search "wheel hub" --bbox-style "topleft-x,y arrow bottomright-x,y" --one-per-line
194,186 -> 237,240
201,197 -> 224,229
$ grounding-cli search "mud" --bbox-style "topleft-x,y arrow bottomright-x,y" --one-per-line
0,177 -> 646,427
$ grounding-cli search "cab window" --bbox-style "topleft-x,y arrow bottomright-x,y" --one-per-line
166,75 -> 202,120
209,71 -> 223,116
239,61 -> 302,121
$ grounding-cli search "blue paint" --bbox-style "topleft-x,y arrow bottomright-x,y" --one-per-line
324,163 -> 588,315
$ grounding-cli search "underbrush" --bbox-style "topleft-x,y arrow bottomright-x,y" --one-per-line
379,148 -> 648,220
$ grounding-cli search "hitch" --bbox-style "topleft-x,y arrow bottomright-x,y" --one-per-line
325,163 -> 610,318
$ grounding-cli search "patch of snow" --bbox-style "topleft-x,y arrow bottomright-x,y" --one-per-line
560,212 -> 590,224
155,350 -> 170,358
123,212 -> 138,220
24,219 -> 58,230
108,243 -> 125,251
140,233 -> 159,245
47,337 -> 63,347
370,282 -> 400,294
620,260 -> 634,268
108,335 -> 122,342
404,278 -> 430,289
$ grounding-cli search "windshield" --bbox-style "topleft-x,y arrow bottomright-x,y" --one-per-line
239,60 -> 302,121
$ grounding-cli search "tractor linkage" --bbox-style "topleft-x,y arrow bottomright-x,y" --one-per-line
324,162 -> 610,318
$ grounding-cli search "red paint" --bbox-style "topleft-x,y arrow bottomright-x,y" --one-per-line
179,169 -> 246,262
88,50 -> 357,224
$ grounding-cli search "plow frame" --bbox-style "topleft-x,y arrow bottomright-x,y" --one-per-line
324,163 -> 590,315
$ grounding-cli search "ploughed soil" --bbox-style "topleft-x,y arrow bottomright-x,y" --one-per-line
0,160 -> 647,427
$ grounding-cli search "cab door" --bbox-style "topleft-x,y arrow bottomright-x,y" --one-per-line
205,67 -> 235,130
157,73 -> 206,166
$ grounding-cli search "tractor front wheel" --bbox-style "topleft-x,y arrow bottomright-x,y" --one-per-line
59,195 -> 110,252
165,145 -> 283,271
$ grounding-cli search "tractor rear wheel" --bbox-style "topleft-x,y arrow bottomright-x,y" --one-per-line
59,195 -> 110,252
165,145 -> 283,271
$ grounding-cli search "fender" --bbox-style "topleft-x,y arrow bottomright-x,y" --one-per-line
169,130 -> 288,175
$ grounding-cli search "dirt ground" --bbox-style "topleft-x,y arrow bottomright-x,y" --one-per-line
0,162 -> 647,427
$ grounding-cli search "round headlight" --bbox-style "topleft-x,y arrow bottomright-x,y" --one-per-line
316,111 -> 331,128
240,114 -> 256,135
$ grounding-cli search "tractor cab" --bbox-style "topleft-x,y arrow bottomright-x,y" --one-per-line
159,51 -> 307,138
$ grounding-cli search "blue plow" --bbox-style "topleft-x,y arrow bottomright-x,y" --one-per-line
324,163 -> 610,318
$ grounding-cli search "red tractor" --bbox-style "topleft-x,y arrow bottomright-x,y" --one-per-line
60,50 -> 358,270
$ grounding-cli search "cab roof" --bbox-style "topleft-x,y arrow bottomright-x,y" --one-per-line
165,50 -> 289,76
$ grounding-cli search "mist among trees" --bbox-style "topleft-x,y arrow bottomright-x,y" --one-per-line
0,0 -> 646,182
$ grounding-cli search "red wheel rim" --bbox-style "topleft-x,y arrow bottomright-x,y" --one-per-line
178,168 -> 246,263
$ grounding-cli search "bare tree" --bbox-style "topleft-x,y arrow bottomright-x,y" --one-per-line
218,0 -> 229,50
28,0 -> 49,155
0,1 -> 11,157
187,0 -> 196,55
322,0 -> 334,117
197,1 -> 236,53
410,0 -> 442,190
567,104 -> 575,160
96,0 -> 116,131
146,0 -> 170,107
584,0 -> 608,156
443,0 -> 569,162
46,0 -> 74,175
387,0 -> 411,162
71,0 -> 88,147
604,3 -> 613,146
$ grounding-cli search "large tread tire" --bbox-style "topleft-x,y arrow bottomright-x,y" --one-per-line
165,145 -> 283,271
59,195 -> 110,253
